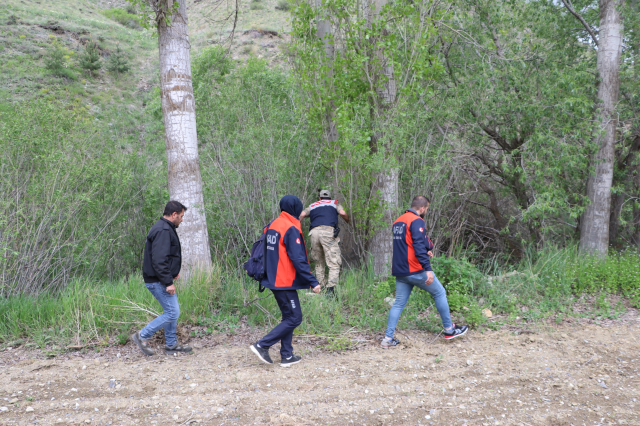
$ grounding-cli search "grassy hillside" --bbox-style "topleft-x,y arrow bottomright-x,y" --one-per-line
0,0 -> 170,292
0,0 -> 158,106
0,0 -> 291,107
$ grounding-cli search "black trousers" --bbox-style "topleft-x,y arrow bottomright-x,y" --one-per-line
257,289 -> 302,358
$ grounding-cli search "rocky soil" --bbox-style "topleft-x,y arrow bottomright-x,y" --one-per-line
1,319 -> 639,426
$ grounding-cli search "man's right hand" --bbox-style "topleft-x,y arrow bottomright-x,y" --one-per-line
425,271 -> 434,286
166,284 -> 176,295
312,285 -> 321,293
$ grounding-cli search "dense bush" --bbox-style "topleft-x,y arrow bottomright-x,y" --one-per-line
193,48 -> 322,266
43,39 -> 75,79
78,41 -> 102,76
0,100 -> 159,295
101,8 -> 141,30
275,0 -> 290,11
106,45 -> 130,76
431,256 -> 483,296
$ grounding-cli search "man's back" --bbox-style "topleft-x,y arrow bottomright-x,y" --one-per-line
392,210 -> 431,277
307,199 -> 341,229
262,211 -> 317,290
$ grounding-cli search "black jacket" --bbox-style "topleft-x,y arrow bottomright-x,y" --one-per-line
143,218 -> 182,286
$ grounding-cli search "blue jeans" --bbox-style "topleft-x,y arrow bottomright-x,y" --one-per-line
140,282 -> 180,348
385,271 -> 452,338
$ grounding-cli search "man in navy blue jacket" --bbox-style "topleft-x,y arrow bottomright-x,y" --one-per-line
382,196 -> 468,349
250,195 -> 321,367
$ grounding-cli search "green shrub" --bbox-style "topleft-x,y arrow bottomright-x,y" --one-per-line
44,40 -> 74,77
250,1 -> 264,10
106,45 -> 130,76
275,0 -> 290,11
463,303 -> 488,327
571,249 -> 640,294
101,8 -> 141,29
78,41 -> 102,76
447,292 -> 470,312
431,256 -> 482,296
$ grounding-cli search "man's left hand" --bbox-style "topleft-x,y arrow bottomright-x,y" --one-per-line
312,285 -> 321,293
427,251 -> 434,258
425,271 -> 434,286
166,284 -> 176,295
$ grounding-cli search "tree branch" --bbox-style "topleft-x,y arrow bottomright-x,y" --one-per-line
560,0 -> 599,47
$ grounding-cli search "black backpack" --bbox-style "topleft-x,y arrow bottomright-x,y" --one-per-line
243,223 -> 272,292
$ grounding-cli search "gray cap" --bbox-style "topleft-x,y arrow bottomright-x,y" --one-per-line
319,189 -> 331,198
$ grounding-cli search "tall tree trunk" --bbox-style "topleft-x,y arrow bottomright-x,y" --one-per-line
158,0 -> 212,274
314,0 -> 339,144
579,0 -> 623,256
369,169 -> 399,276
367,0 -> 399,277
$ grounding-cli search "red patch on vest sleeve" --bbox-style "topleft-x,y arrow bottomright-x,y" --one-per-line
296,238 -> 301,244
419,227 -> 424,233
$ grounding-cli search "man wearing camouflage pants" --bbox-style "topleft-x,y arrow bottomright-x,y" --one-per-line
299,190 -> 349,297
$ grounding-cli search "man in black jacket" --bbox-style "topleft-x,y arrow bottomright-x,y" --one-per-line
132,201 -> 192,356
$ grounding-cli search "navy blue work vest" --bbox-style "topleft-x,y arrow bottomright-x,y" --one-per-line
308,199 -> 339,230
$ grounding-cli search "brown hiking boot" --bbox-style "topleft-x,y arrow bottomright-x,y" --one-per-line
132,331 -> 155,356
165,344 -> 192,355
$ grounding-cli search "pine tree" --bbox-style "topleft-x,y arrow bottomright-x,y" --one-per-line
79,41 -> 102,76
106,45 -> 130,77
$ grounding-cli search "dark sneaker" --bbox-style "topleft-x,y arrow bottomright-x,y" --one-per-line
132,331 -> 155,356
250,343 -> 273,364
326,287 -> 336,298
280,355 -> 302,367
165,344 -> 192,355
444,324 -> 469,340
380,337 -> 400,349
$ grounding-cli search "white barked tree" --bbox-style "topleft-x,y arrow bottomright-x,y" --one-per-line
142,0 -> 213,274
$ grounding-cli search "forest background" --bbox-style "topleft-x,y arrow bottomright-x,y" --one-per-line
1,0 -> 639,352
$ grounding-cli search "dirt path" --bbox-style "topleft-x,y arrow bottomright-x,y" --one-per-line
1,320 -> 639,426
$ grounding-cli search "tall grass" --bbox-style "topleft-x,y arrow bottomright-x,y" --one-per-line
2,247 -> 638,352
0,267 -> 222,351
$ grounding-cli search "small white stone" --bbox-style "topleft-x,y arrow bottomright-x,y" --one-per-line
266,384 -> 271,387
25,407 -> 34,412
466,360 -> 473,366
425,415 -> 431,420
190,383 -> 197,388
0,407 -> 8,412
82,365 -> 87,370
217,408 -> 223,412
71,388 -> 77,392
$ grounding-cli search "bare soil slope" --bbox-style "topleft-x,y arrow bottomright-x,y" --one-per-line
1,321 -> 639,426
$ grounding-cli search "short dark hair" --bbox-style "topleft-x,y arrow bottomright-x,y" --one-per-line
410,196 -> 430,209
163,201 -> 187,216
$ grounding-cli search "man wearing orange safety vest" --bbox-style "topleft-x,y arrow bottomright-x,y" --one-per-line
250,195 -> 321,367
381,196 -> 468,349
